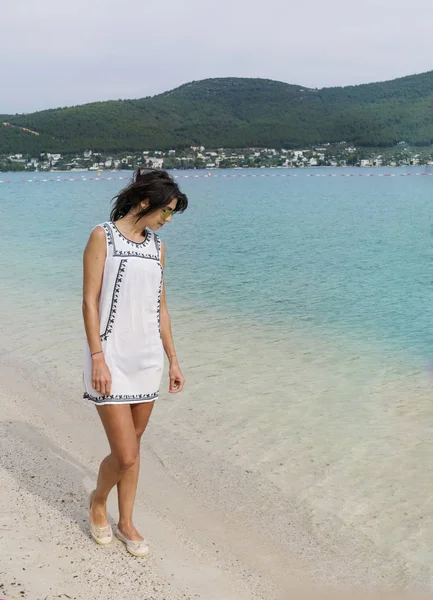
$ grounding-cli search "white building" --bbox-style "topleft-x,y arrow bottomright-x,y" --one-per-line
147,157 -> 164,168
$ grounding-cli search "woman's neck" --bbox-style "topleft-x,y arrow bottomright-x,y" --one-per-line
119,213 -> 147,236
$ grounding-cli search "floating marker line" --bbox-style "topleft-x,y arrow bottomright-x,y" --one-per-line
0,172 -> 432,184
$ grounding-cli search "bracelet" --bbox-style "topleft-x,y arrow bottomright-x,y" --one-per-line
168,353 -> 177,359
91,350 -> 103,357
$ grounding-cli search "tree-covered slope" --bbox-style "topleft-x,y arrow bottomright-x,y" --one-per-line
2,72 -> 433,154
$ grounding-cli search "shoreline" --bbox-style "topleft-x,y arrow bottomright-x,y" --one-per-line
0,314 -> 428,597
0,283 -> 432,588
0,358 -> 312,600
1,165 -> 431,174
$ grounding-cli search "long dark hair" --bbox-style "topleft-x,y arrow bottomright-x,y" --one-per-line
110,168 -> 188,224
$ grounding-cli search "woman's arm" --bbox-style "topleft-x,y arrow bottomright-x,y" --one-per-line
82,226 -> 112,396
160,241 -> 185,393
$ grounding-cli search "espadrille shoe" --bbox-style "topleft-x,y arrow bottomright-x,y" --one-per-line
115,526 -> 150,557
89,491 -> 113,545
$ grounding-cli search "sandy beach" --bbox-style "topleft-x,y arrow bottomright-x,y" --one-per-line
0,356 -> 315,600
1,314 -> 427,599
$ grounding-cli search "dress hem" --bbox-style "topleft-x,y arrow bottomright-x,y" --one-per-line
84,397 -> 157,406
84,393 -> 158,405
85,399 -> 157,406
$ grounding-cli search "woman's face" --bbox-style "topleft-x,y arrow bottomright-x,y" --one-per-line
142,197 -> 178,231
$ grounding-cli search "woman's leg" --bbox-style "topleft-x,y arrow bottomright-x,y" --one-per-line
117,401 -> 155,540
91,404 -> 138,527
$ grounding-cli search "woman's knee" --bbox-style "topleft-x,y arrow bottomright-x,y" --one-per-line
115,449 -> 138,472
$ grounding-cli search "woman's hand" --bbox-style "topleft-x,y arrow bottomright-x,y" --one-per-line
169,359 -> 185,393
92,354 -> 112,396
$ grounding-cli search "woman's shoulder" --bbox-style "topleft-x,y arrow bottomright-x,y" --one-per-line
89,223 -> 109,242
91,221 -> 112,233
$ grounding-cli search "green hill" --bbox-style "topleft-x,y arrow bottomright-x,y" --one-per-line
2,72 -> 433,154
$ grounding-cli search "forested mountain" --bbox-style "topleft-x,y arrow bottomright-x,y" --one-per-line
2,72 -> 433,154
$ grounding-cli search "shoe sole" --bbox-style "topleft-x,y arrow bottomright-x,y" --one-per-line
91,532 -> 113,545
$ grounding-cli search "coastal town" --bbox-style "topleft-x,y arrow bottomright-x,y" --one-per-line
2,141 -> 433,172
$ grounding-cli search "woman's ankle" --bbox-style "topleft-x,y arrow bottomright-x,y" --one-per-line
118,519 -> 134,531
92,490 -> 108,505
117,521 -> 143,541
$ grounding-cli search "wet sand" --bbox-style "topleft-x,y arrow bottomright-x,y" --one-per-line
0,359 -> 314,600
0,310 -> 432,598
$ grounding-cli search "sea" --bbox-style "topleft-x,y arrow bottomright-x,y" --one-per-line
1,166 -> 433,587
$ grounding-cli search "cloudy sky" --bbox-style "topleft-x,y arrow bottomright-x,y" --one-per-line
2,0 -> 433,114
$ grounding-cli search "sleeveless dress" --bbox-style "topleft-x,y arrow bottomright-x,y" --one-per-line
83,221 -> 164,405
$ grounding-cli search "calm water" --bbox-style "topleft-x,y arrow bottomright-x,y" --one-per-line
1,168 -> 432,358
1,167 -> 433,584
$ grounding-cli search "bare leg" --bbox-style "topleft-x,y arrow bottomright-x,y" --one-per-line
117,401 -> 155,541
90,404 -> 138,527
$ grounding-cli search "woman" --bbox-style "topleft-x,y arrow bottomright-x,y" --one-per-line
82,168 -> 188,557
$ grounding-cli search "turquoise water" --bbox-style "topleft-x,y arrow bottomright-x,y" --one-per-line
1,167 -> 433,584
1,167 -> 432,359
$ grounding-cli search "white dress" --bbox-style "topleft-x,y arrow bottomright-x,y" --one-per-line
83,221 -> 164,405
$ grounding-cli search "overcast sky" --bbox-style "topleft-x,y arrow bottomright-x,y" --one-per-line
2,0 -> 433,114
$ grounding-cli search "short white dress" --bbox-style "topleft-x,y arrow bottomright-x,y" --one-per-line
83,221 -> 164,405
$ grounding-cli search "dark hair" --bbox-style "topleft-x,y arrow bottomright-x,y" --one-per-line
110,168 -> 188,224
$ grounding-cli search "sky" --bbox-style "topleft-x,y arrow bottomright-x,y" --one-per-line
2,0 -> 433,114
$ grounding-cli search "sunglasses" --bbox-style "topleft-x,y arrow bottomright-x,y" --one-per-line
161,208 -> 174,220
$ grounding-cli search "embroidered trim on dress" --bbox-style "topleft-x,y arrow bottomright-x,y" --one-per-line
101,222 -> 114,248
110,221 -> 151,247
156,263 -> 163,336
154,233 -> 161,261
114,250 -> 159,260
100,259 -> 127,341
84,391 -> 158,403
100,223 -> 160,260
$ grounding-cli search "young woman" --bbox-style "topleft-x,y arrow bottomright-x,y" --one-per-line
82,168 -> 188,557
